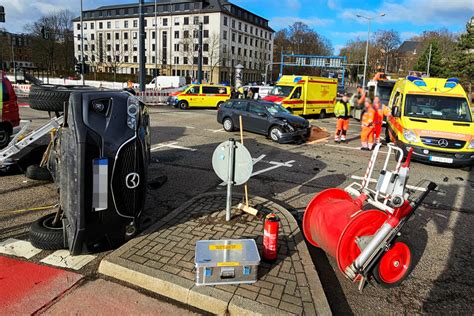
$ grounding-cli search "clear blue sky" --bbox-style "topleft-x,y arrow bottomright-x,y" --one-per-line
2,0 -> 472,53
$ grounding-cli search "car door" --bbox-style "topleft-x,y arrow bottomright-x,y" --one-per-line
246,102 -> 269,134
231,100 -> 249,129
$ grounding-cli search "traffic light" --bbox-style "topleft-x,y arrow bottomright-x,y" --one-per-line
0,6 -> 5,23
75,63 -> 82,74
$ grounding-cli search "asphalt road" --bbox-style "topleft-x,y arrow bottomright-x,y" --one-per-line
1,104 -> 472,314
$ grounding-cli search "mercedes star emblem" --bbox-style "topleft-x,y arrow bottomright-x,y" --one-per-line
438,139 -> 449,148
125,172 -> 140,189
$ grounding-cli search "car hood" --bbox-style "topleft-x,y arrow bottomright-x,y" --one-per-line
273,113 -> 308,128
403,117 -> 473,142
263,95 -> 285,103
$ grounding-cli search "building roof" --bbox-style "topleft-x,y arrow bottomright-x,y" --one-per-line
74,0 -> 274,32
397,40 -> 422,55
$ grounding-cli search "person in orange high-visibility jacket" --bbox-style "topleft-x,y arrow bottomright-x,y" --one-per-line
360,98 -> 375,151
334,93 -> 351,143
373,97 -> 384,144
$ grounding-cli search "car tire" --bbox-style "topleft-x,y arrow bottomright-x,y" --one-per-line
217,101 -> 224,109
25,164 -> 53,181
223,118 -> 234,132
0,125 -> 11,149
319,110 -> 326,119
29,213 -> 65,250
178,100 -> 189,110
29,84 -> 93,112
269,126 -> 283,142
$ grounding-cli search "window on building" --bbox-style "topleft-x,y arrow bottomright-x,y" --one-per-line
77,23 -> 80,30
133,44 -> 137,51
244,37 -> 247,45
231,46 -> 235,54
174,43 -> 179,51
124,20 -> 128,28
238,47 -> 241,55
184,30 -> 189,38
124,44 -> 128,51
232,33 -> 235,42
83,23 -> 87,30
244,49 -> 247,56
231,19 -> 235,28
124,56 -> 128,62
223,16 -> 228,26
238,22 -> 242,30
193,29 -> 198,38
92,55 -> 96,62
174,17 -> 179,25
223,30 -> 227,40
115,33 -> 119,40
151,31 -> 155,39
107,33 -> 111,40
163,18 -> 168,26
238,34 -> 241,43
91,34 -> 95,40
204,16 -> 209,24
91,44 -> 95,51
124,32 -> 128,40
133,20 -> 138,27
99,22 -> 103,29
204,30 -> 209,38
133,56 -> 137,63
174,31 -> 179,39
250,26 -> 253,34
245,24 -> 248,32
183,57 -> 188,64
90,22 -> 94,29
115,44 -> 119,51
174,56 -> 179,64
184,17 -> 189,25
107,21 -> 111,29
193,16 -> 199,25
107,56 -> 111,62
249,50 -> 252,57
203,43 -> 209,52
133,32 -> 137,39
194,44 -> 199,51
193,57 -> 198,65
162,31 -> 167,64
107,44 -> 111,51
203,57 -> 209,65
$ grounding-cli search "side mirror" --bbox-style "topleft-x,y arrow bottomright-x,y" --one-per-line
392,106 -> 399,117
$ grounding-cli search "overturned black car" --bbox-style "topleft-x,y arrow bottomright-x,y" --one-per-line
217,99 -> 311,143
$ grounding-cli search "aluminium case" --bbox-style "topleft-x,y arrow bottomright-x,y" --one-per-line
195,239 -> 260,286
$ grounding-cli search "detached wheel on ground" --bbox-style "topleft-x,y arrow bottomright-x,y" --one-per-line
29,213 -> 65,250
222,118 -> 235,132
25,164 -> 53,181
29,84 -> 94,112
373,240 -> 413,288
269,126 -> 283,142
178,100 -> 189,110
0,125 -> 11,149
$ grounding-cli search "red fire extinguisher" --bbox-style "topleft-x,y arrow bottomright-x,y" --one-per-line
263,213 -> 280,261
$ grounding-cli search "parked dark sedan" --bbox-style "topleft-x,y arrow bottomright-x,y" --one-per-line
217,99 -> 311,143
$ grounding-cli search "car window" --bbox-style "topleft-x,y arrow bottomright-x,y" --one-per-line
291,87 -> 302,99
249,102 -> 266,114
232,101 -> 248,111
202,86 -> 221,94
2,82 -> 9,101
186,85 -> 199,94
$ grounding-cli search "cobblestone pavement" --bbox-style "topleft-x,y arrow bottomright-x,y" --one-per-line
99,193 -> 330,315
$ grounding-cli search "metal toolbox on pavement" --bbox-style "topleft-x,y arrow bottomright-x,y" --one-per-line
195,239 -> 260,286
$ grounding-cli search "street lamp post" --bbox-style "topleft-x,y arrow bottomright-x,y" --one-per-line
80,0 -> 85,85
356,13 -> 385,89
154,0 -> 158,89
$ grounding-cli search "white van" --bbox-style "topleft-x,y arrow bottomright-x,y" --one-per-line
146,76 -> 186,89
243,85 -> 273,99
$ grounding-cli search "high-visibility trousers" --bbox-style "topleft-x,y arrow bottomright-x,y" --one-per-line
361,126 -> 374,147
335,118 -> 350,140
374,124 -> 383,142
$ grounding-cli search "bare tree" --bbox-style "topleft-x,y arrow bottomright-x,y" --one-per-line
375,30 -> 401,72
206,33 -> 222,83
179,29 -> 196,78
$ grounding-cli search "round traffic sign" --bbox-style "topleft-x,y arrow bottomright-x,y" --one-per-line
212,140 -> 253,185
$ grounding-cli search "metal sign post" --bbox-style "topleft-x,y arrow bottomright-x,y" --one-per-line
212,139 -> 253,222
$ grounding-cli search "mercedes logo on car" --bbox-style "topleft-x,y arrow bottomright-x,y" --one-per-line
438,139 -> 449,148
125,172 -> 140,189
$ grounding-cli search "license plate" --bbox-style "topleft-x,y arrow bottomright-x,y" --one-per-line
92,158 -> 108,211
429,156 -> 453,164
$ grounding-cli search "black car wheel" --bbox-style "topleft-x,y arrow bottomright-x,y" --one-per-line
25,164 -> 53,181
269,126 -> 283,142
223,118 -> 234,132
319,110 -> 326,119
0,126 -> 11,149
29,213 -> 65,250
29,84 -> 94,112
217,101 -> 224,109
178,100 -> 189,110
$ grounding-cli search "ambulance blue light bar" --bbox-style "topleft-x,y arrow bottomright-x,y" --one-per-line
444,78 -> 459,88
407,76 -> 427,87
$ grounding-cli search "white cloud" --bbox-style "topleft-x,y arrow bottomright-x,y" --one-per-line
331,31 -> 369,40
327,0 -> 340,10
286,0 -> 302,11
340,0 -> 473,26
270,16 -> 334,29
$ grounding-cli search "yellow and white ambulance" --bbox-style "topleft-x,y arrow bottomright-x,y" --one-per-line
386,76 -> 474,166
263,75 -> 337,117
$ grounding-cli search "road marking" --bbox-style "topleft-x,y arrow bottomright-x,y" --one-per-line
252,154 -> 266,164
205,128 -> 225,133
0,238 -> 42,259
325,143 -> 388,154
151,142 -> 197,152
40,250 -> 96,270
185,126 -> 196,129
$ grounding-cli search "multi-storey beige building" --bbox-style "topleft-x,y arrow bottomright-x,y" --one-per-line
73,0 -> 274,84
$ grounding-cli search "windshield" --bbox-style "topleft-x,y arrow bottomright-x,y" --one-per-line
404,95 -> 472,122
376,86 -> 393,104
269,85 -> 294,97
266,102 -> 290,115
177,85 -> 189,92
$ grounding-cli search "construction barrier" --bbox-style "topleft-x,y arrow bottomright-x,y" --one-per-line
136,87 -> 180,105
13,84 -> 31,98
